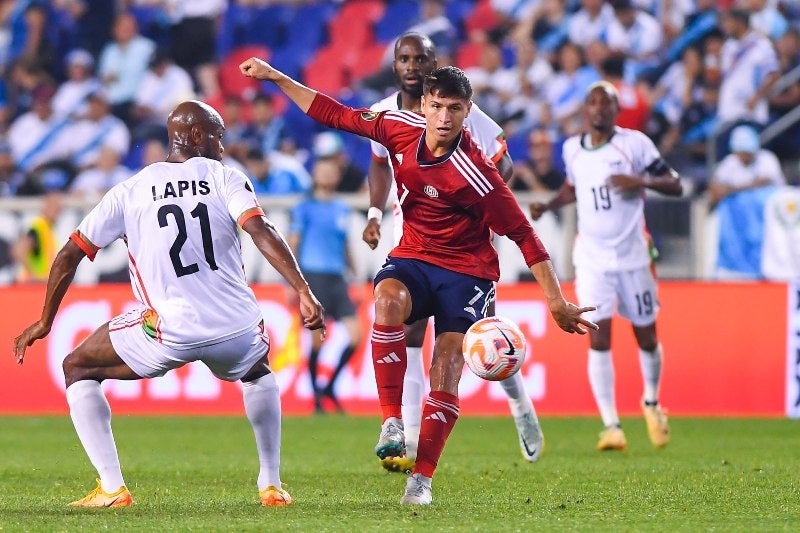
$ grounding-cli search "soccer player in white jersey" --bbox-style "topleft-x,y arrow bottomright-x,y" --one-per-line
530,82 -> 683,451
13,101 -> 325,508
361,33 -> 544,471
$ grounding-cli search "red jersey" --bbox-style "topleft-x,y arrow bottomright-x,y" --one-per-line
308,93 -> 549,281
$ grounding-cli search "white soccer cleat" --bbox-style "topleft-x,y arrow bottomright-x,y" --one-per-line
514,411 -> 544,462
374,417 -> 406,459
400,473 -> 432,505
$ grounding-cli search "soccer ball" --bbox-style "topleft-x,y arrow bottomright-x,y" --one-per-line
462,316 -> 526,381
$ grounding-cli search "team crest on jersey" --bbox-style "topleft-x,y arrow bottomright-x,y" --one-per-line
423,185 -> 439,198
360,111 -> 379,121
395,153 -> 403,164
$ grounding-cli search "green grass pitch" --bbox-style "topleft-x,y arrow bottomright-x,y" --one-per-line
1,415 -> 798,532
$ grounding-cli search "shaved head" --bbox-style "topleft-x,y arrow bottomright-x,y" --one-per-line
167,100 -> 226,162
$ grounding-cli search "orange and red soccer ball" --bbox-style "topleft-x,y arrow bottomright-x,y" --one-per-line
462,316 -> 526,381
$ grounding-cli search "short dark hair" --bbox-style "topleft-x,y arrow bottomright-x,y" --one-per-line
727,8 -> 750,25
423,66 -> 472,100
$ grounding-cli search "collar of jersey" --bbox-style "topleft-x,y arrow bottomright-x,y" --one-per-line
580,129 -> 617,151
416,130 -> 463,166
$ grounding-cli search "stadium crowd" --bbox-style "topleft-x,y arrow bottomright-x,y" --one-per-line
0,0 -> 798,282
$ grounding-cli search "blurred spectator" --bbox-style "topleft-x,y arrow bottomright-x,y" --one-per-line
52,48 -> 101,120
0,0 -> 52,70
219,95 -> 251,163
0,140 -> 25,196
648,45 -> 704,152
510,128 -> 564,193
132,48 -> 195,141
744,0 -> 789,40
505,38 -> 552,133
64,89 -> 130,171
242,93 -> 293,155
5,57 -> 54,119
708,124 -> 785,209
11,190 -> 63,283
312,131 -> 366,193
512,0 -> 571,57
243,147 -> 311,196
97,12 -> 156,124
600,55 -> 650,132
606,0 -> 663,83
718,8 -> 779,126
404,0 -> 457,64
166,0 -> 226,98
141,137 -> 167,166
567,0 -> 614,48
543,41 -> 601,137
464,41 -> 523,128
69,146 -> 132,199
59,0 -> 114,58
767,28 -> 800,160
676,79 -> 720,185
8,84 -> 71,173
288,158 -> 362,414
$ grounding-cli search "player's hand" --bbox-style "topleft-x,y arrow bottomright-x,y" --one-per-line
608,174 -> 643,191
529,202 -> 548,221
239,57 -> 281,82
13,320 -> 51,364
298,289 -> 326,340
362,218 -> 381,250
548,301 -> 598,335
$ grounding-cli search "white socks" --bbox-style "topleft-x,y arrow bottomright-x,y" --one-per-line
500,371 -> 537,420
65,380 -> 125,493
401,347 -> 424,460
588,349 -> 619,427
639,343 -> 663,404
242,373 -> 282,491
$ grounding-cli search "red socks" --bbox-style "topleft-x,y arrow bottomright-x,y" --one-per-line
414,391 -> 460,478
371,324 -> 406,421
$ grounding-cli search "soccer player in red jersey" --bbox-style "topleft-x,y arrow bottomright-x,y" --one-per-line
241,57 -> 597,505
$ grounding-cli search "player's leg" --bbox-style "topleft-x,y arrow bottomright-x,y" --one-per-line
62,322 -> 141,508
321,277 -> 361,413
576,266 -> 625,450
619,268 -> 669,447
323,313 -> 361,413
490,293 -> 544,462
308,328 -> 324,413
401,317 -> 427,459
371,258 -> 421,461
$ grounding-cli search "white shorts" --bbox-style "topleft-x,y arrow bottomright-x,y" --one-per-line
108,308 -> 270,381
575,265 -> 660,327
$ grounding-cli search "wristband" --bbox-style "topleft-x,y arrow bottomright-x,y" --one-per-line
367,207 -> 383,224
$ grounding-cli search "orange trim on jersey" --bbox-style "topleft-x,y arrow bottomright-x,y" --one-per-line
371,153 -> 389,164
237,207 -> 265,228
69,231 -> 99,261
127,251 -> 162,342
490,135 -> 508,164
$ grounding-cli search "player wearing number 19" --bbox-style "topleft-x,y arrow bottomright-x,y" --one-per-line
12,100 -> 325,508
530,82 -> 683,452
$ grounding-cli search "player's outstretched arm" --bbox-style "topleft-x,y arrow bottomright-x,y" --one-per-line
529,259 -> 598,335
362,158 -> 392,250
529,181 -> 576,221
241,215 -> 326,334
240,57 -> 316,113
13,240 -> 85,364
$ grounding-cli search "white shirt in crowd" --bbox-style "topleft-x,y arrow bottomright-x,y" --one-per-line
74,157 -> 265,348
568,3 -> 614,48
718,31 -> 779,124
7,112 -> 71,170
52,78 -> 102,119
564,126 -> 663,271
66,115 -> 131,168
71,164 -> 133,197
606,9 -> 663,61
712,149 -> 786,190
135,64 -> 196,122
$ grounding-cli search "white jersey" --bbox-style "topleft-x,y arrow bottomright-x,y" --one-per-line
564,127 -> 661,271
369,92 -> 507,245
718,32 -> 779,124
72,157 -> 266,348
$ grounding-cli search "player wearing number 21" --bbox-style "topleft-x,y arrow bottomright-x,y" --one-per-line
530,82 -> 683,452
13,101 -> 325,508
240,57 -> 597,505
